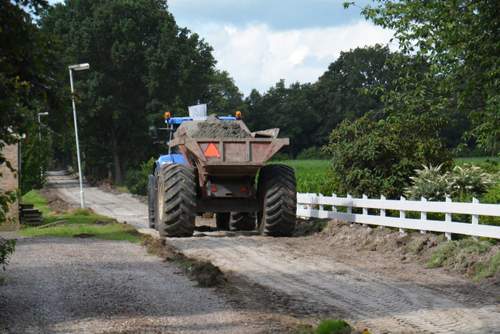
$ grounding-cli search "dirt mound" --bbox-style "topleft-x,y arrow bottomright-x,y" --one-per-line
39,188 -> 76,213
176,115 -> 251,139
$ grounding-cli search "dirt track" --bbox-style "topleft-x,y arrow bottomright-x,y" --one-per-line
49,173 -> 500,333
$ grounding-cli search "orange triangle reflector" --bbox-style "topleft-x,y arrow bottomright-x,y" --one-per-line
204,143 -> 220,158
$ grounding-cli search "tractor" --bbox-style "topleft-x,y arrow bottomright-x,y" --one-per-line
148,107 -> 296,237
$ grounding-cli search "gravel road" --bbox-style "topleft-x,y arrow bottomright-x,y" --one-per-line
45,173 -> 500,333
0,237 -> 278,334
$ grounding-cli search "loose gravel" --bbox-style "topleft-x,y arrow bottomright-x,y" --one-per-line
0,237 -> 278,334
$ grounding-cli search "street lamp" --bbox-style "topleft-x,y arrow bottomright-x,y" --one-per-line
37,112 -> 49,179
37,112 -> 49,141
68,63 -> 90,208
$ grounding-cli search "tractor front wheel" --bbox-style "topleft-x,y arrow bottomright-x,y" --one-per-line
257,164 -> 296,237
156,164 -> 196,237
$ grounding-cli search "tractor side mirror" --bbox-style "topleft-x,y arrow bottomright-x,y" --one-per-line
148,126 -> 158,140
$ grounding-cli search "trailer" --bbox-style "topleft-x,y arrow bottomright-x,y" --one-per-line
148,110 -> 296,237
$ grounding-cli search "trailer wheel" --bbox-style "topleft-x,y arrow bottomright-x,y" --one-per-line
230,212 -> 256,231
257,164 -> 296,237
156,164 -> 196,237
216,213 -> 230,230
147,174 -> 156,229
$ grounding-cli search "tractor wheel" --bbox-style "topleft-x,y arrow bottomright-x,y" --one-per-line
147,174 -> 156,229
257,164 -> 296,237
156,164 -> 196,237
216,213 -> 230,230
230,212 -> 256,231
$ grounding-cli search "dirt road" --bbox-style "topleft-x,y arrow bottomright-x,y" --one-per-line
49,173 -> 500,333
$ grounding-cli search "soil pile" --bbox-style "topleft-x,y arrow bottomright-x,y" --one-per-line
176,115 -> 251,139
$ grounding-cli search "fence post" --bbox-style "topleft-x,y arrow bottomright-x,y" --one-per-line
347,194 -> 353,224
319,193 -> 324,213
362,194 -> 368,227
472,197 -> 479,240
472,197 -> 479,225
380,195 -> 386,217
332,193 -> 337,212
445,196 -> 452,240
399,196 -> 406,234
420,197 -> 427,234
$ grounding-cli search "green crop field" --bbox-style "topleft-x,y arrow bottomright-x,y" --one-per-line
273,160 -> 335,194
455,156 -> 500,164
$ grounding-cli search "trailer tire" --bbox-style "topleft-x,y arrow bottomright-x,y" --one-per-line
156,164 -> 196,237
257,164 -> 296,237
230,212 -> 256,231
147,174 -> 156,229
216,213 -> 230,230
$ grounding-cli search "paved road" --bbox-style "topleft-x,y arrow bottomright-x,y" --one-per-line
49,173 -> 500,334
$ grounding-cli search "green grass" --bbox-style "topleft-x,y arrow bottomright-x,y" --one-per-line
20,190 -> 140,242
274,160 -> 336,194
21,190 -> 51,216
455,156 -> 500,164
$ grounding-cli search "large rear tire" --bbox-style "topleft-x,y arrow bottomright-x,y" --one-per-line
230,212 -> 256,231
216,213 -> 230,230
156,164 -> 196,237
257,164 -> 296,237
147,174 -> 156,229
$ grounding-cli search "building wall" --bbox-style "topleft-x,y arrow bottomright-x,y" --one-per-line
0,144 -> 19,227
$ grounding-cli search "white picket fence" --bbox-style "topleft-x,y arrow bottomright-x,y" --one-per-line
296,193 -> 500,239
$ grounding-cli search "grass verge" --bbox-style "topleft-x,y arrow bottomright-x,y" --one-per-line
20,190 -> 140,242
427,238 -> 500,281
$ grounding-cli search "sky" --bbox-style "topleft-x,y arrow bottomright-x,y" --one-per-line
48,0 -> 394,96
168,0 -> 394,95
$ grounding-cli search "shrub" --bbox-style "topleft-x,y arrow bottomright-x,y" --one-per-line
405,163 -> 496,201
315,319 -> 352,334
0,238 -> 16,270
325,113 -> 451,198
448,164 -> 494,200
405,164 -> 449,200
124,158 -> 155,195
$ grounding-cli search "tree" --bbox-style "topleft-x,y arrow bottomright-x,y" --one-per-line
245,80 -> 318,157
206,70 -> 243,115
41,0 -> 219,183
349,0 -> 500,156
312,45 -> 396,145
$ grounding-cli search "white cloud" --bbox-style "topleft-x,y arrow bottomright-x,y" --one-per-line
194,20 -> 395,95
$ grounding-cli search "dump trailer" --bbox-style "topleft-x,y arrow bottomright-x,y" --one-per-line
148,113 -> 296,237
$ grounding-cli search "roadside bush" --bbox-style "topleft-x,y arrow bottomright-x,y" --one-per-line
448,165 -> 494,200
315,319 -> 352,334
325,113 -> 451,198
124,158 -> 155,195
405,165 -> 449,201
0,238 -> 16,270
405,164 -> 495,201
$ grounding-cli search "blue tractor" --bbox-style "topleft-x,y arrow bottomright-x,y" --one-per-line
148,112 -> 296,237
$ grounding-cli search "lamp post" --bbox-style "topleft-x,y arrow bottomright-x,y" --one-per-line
68,63 -> 90,208
37,112 -> 49,179
37,112 -> 49,142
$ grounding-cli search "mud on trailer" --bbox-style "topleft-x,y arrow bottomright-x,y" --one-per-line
148,112 -> 296,237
